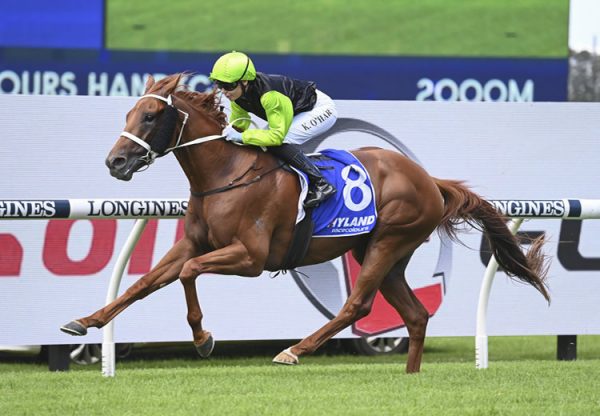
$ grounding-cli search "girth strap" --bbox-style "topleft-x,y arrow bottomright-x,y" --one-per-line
280,208 -> 314,270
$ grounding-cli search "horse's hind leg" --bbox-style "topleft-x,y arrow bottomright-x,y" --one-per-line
379,254 -> 429,373
273,233 -> 421,366
347,247 -> 428,373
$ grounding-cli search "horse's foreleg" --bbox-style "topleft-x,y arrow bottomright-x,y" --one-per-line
61,238 -> 196,336
178,238 -> 265,354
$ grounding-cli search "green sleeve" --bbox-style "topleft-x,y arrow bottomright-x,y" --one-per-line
230,101 -> 251,131
241,91 -> 293,147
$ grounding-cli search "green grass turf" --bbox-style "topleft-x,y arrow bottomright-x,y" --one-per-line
105,0 -> 569,58
2,336 -> 599,415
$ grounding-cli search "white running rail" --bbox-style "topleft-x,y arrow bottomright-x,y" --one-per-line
3,198 -> 600,375
476,199 -> 600,369
0,199 -> 186,376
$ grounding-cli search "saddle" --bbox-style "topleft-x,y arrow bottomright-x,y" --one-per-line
278,149 -> 377,269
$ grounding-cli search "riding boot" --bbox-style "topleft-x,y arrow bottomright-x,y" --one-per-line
269,144 -> 336,208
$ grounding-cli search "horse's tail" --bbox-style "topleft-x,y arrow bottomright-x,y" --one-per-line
434,178 -> 550,302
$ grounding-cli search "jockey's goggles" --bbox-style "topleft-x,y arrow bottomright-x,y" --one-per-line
215,80 -> 239,91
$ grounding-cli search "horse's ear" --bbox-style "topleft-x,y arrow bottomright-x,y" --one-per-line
173,73 -> 184,91
144,75 -> 155,93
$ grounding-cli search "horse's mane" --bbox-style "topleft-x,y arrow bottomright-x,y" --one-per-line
148,73 -> 227,129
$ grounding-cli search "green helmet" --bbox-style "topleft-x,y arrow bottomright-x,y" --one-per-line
209,51 -> 256,83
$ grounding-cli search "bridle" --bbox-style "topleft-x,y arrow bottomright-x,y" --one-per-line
119,92 -> 281,197
119,93 -> 226,169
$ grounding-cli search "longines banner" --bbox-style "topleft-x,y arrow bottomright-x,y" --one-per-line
0,95 -> 598,346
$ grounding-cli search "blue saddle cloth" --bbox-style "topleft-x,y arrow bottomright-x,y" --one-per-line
305,149 -> 377,237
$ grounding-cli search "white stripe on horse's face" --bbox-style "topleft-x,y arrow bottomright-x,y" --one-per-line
107,95 -> 168,180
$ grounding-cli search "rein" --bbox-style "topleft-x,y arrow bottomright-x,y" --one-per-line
190,158 -> 285,198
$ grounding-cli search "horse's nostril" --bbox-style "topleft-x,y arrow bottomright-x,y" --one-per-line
107,156 -> 127,170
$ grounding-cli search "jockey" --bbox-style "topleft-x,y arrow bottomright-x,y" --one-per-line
209,51 -> 337,208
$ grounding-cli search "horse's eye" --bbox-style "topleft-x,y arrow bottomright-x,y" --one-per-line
144,113 -> 155,123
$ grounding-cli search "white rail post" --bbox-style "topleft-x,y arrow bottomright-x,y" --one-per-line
475,218 -> 524,369
102,218 -> 149,377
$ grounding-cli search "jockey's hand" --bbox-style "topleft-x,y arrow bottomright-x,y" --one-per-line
222,125 -> 243,143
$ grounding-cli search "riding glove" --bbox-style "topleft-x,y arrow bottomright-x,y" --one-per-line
222,125 -> 244,143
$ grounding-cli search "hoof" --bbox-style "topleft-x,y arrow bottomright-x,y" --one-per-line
60,320 -> 87,336
272,347 -> 299,365
194,333 -> 215,358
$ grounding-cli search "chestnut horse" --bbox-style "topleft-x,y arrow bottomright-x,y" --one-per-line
61,74 -> 549,373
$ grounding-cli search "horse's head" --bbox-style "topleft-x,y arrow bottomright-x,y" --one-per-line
106,74 -> 185,180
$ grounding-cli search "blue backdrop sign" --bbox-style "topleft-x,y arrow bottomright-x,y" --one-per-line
0,48 -> 567,101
